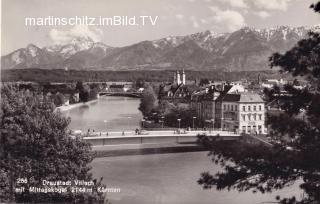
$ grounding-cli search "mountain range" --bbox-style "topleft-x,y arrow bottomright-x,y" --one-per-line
2,25 -> 319,72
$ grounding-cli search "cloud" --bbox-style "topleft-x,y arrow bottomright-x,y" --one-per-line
200,18 -> 208,24
254,11 -> 271,18
251,0 -> 292,11
175,14 -> 185,20
190,16 -> 200,28
49,25 -> 102,44
218,0 -> 248,8
209,6 -> 246,31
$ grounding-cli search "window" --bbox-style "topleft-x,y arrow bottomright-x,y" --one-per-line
242,114 -> 245,121
231,105 -> 233,111
259,114 -> 262,120
224,104 -> 226,110
259,105 -> 262,111
227,104 -> 230,110
248,106 -> 251,111
254,106 -> 256,111
243,106 -> 246,111
253,115 -> 256,121
248,115 -> 251,121
242,126 -> 246,133
235,105 -> 238,111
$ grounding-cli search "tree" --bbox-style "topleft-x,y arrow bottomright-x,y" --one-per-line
53,92 -> 65,106
164,106 -> 197,128
0,86 -> 106,203
199,78 -> 210,87
135,78 -> 145,89
197,2 -> 320,204
138,84 -> 157,116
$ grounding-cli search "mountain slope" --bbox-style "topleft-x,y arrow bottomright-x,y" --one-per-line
1,26 -> 314,71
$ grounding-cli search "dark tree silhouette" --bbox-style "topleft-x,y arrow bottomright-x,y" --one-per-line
139,84 -> 157,116
0,86 -> 106,203
198,2 -> 320,204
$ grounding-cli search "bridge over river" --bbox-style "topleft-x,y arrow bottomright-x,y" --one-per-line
99,91 -> 142,98
80,130 -> 241,146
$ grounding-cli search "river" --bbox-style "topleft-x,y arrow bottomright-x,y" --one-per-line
64,96 -> 301,204
63,96 -> 143,132
91,152 -> 300,204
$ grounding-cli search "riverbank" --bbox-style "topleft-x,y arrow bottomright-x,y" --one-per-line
55,99 -> 98,112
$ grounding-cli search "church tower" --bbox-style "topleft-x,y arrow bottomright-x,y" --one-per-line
182,69 -> 186,85
173,71 -> 177,84
177,70 -> 181,85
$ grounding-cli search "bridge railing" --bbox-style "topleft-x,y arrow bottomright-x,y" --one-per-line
72,130 -> 240,138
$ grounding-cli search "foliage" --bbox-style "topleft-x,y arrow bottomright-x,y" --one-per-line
2,68 -> 281,84
197,2 -> 320,204
164,106 -> 197,128
135,78 -> 145,88
138,84 -> 157,116
53,92 -> 65,106
199,78 -> 210,87
0,86 -> 106,203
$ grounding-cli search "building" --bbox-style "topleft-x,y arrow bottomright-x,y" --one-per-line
159,70 -> 194,103
218,92 -> 266,134
191,84 -> 246,127
173,70 -> 186,85
191,85 -> 229,125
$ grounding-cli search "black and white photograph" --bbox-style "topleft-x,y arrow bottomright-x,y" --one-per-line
1,0 -> 320,203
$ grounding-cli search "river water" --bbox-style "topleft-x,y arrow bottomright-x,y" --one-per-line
64,96 -> 301,204
91,152 -> 300,204
63,96 -> 143,132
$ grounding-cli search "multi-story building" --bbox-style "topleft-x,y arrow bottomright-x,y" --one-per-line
218,93 -> 266,134
192,84 -> 266,134
192,84 -> 246,127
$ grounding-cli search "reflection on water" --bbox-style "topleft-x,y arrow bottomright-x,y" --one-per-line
91,152 -> 300,204
63,96 -> 143,131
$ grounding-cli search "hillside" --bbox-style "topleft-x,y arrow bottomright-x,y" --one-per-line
2,25 -> 318,71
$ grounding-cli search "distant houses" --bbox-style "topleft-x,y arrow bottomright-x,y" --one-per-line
156,70 -> 267,134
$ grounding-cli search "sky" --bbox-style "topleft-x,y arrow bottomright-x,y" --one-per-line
1,0 -> 320,55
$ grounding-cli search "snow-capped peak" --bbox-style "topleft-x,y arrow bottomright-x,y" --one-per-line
26,44 -> 40,57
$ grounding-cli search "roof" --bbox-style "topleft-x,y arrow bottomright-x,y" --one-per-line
239,93 -> 264,103
222,94 -> 241,102
219,93 -> 264,103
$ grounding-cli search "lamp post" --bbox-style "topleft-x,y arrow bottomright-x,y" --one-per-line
192,116 -> 197,130
211,118 -> 215,131
177,118 -> 181,129
221,117 -> 224,131
103,120 -> 107,133
161,116 -> 165,129
127,116 -> 132,130
141,119 -> 145,129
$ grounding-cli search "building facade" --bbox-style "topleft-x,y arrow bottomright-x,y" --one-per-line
191,85 -> 266,134
221,93 -> 266,134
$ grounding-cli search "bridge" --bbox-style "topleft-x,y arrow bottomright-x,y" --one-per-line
79,130 -> 241,147
99,92 -> 142,98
